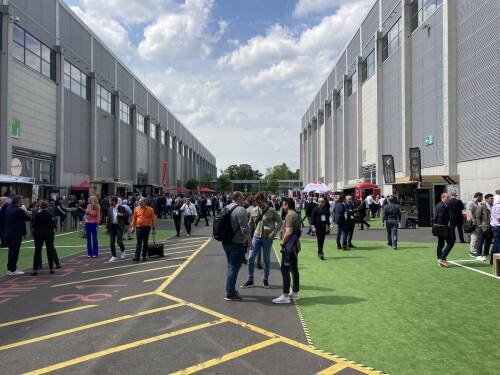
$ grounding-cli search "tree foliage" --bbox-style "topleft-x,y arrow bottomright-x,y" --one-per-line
184,179 -> 199,191
217,173 -> 231,193
265,163 -> 299,180
200,172 -> 212,188
223,164 -> 262,180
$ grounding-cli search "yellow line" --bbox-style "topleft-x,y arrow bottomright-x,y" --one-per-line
316,363 -> 349,374
0,304 -> 184,351
165,244 -> 204,251
22,319 -> 226,375
0,305 -> 98,328
155,238 -> 212,292
119,292 -> 156,301
82,258 -> 173,273
143,275 -> 170,283
52,265 -> 180,287
170,338 -> 280,374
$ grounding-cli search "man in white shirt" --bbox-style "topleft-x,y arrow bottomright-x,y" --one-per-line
180,198 -> 197,237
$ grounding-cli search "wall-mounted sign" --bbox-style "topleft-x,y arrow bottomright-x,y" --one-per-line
425,135 -> 433,146
382,155 -> 395,184
12,119 -> 20,138
11,158 -> 22,176
362,149 -> 366,162
409,147 -> 422,182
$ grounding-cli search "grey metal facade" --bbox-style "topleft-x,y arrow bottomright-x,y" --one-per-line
0,0 -> 216,191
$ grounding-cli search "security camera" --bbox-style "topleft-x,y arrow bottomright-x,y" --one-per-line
14,16 -> 20,22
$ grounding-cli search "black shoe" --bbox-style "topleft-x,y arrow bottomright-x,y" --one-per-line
337,246 -> 342,250
460,240 -> 466,243
56,264 -> 62,269
31,271 -> 37,276
319,252 -> 324,260
242,258 -> 248,264
263,279 -> 270,288
194,222 -> 198,226
132,258 -> 140,262
348,244 -> 356,248
257,263 -> 263,269
205,224 -> 209,226
142,257 -> 148,261
50,270 -> 55,274
225,294 -> 243,301
241,280 -> 254,288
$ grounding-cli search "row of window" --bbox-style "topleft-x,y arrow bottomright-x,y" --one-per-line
410,0 -> 443,32
64,61 -> 90,100
382,19 -> 401,62
13,24 -> 55,81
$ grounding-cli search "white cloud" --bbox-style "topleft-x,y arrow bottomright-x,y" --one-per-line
293,0 -> 359,18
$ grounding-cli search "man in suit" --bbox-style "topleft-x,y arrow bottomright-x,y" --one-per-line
267,195 -> 281,211
194,195 -> 209,226
334,194 -> 350,250
448,192 -> 465,243
435,193 -> 454,267
105,196 -> 130,261
31,200 -> 57,275
5,196 -> 31,275
311,197 -> 330,259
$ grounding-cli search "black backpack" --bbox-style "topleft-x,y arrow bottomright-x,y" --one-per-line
213,205 -> 239,242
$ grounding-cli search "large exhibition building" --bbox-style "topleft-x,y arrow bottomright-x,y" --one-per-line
300,0 -> 499,211
0,0 -> 216,199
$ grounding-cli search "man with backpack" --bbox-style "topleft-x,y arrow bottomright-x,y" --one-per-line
213,191 -> 252,301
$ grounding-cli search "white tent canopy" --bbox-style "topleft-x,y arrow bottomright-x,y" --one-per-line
302,181 -> 331,194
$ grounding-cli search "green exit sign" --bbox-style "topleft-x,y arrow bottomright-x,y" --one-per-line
12,119 -> 20,138
362,149 -> 366,161
425,135 -> 433,146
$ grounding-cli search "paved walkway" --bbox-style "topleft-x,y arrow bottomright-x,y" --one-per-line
0,217 -> 387,375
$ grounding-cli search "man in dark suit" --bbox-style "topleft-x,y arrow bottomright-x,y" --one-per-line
448,192 -> 465,243
5,196 -> 31,275
334,194 -> 349,250
105,196 -> 130,261
311,197 -> 330,259
435,192 -> 454,267
194,195 -> 209,226
267,195 -> 281,211
31,201 -> 57,275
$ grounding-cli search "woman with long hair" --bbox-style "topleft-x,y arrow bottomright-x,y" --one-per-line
85,196 -> 101,257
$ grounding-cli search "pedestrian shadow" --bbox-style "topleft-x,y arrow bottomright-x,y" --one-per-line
298,295 -> 366,306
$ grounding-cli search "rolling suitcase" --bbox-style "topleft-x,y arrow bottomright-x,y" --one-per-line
148,235 -> 164,257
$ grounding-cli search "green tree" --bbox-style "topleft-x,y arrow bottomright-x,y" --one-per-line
265,163 -> 296,180
217,173 -> 231,193
200,172 -> 212,188
224,164 -> 262,180
184,179 -> 199,191
265,178 -> 279,193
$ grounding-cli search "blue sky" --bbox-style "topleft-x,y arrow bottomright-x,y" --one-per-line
64,0 -> 373,176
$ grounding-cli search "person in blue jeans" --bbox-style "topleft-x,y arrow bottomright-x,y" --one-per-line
489,194 -> 500,264
242,193 -> 283,289
222,191 -> 252,301
383,196 -> 401,249
85,196 -> 101,257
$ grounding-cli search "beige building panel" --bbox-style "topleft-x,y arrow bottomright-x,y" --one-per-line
361,77 -> 377,165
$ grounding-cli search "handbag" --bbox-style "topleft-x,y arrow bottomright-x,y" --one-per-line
432,224 -> 448,237
463,220 -> 475,234
147,234 -> 164,257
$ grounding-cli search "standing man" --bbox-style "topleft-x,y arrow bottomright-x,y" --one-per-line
180,198 -> 197,237
304,196 -> 316,236
448,192 -> 465,243
242,193 -> 282,288
365,193 -> 375,218
130,197 -> 157,262
344,196 -> 357,248
273,197 -> 301,304
165,195 -> 173,218
311,197 -> 330,260
105,197 -> 130,261
222,191 -> 252,301
4,196 -> 31,275
334,194 -> 349,250
434,193 -> 454,267
466,192 -> 483,257
267,195 -> 281,211
194,195 -> 209,226
31,201 -> 56,275
383,196 -> 401,249
475,193 -> 493,261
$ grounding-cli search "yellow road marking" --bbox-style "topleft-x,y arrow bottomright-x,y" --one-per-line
155,238 -> 212,292
143,276 -> 170,283
164,243 -> 204,251
52,265 -> 180,287
22,319 -> 226,375
82,258 -> 173,273
170,338 -> 280,374
0,304 -> 184,351
0,305 -> 97,328
119,292 -> 156,301
316,363 -> 349,374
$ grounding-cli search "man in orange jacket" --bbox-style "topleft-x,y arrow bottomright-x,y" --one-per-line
131,197 -> 157,261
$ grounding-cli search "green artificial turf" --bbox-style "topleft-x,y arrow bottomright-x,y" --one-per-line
0,228 -> 175,275
286,238 -> 500,375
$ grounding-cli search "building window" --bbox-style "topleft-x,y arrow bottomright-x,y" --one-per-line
325,100 -> 332,119
97,84 -> 114,115
335,87 -> 344,109
119,100 -> 130,124
137,113 -> 145,133
64,61 -> 90,100
160,130 -> 166,145
382,19 -> 401,61
363,164 -> 377,184
12,24 -> 56,81
346,71 -> 357,98
169,135 -> 173,149
177,140 -> 181,154
150,123 -> 157,139
410,0 -> 443,33
361,50 -> 375,83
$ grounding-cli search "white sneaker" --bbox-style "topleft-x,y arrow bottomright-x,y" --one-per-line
478,255 -> 487,261
120,251 -> 126,259
7,270 -> 24,276
272,295 -> 290,304
289,292 -> 300,300
109,257 -> 117,262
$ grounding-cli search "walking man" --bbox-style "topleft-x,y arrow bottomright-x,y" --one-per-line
434,193 -> 454,267
311,197 -> 330,260
130,197 -> 157,262
383,196 -> 401,249
222,191 -> 252,301
448,192 -> 465,243
242,193 -> 282,288
31,201 -> 57,275
194,195 -> 209,226
304,196 -> 316,236
5,196 -> 31,275
105,197 -> 130,261
273,198 -> 301,304
334,194 -> 349,250
180,198 -> 197,236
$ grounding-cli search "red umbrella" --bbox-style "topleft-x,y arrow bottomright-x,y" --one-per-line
169,186 -> 189,192
197,187 -> 214,193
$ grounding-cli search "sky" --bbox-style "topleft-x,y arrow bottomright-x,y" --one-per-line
64,0 -> 374,176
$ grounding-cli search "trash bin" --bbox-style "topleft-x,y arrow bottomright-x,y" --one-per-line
399,211 -> 408,229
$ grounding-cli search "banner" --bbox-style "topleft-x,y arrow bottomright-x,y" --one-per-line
382,155 -> 395,184
162,162 -> 168,188
409,147 -> 422,182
